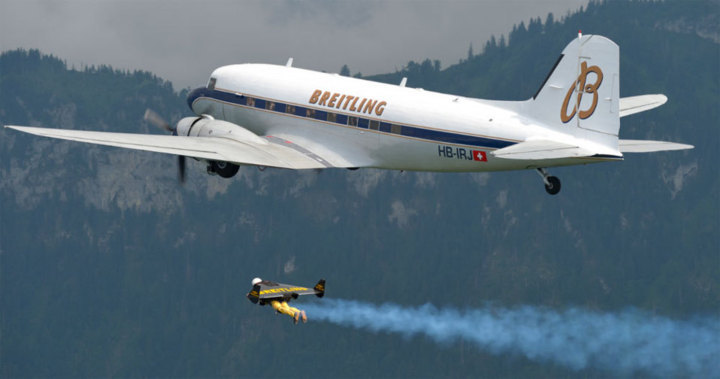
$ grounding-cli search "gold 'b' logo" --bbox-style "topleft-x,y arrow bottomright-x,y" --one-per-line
560,61 -> 603,123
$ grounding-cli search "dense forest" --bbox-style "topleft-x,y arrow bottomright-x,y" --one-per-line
1,0 -> 718,377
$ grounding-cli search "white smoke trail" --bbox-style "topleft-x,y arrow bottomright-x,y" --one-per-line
303,299 -> 719,377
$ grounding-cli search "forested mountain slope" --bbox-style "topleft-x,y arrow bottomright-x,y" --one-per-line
1,1 -> 717,377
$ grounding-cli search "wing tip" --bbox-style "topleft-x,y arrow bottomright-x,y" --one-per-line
676,144 -> 694,151
5,125 -> 37,131
618,140 -> 694,153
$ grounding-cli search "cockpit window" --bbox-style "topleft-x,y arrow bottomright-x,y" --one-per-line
207,77 -> 217,90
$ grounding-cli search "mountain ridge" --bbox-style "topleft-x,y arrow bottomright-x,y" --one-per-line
1,0 -> 718,377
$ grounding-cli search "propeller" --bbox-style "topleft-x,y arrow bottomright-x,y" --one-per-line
143,109 -> 172,132
143,108 -> 186,183
178,155 -> 186,183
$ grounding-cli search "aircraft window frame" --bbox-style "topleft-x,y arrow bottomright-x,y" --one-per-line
348,116 -> 358,126
369,120 -> 379,130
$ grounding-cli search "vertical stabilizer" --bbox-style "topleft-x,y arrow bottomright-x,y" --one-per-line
314,279 -> 326,298
247,284 -> 262,304
530,35 -> 620,148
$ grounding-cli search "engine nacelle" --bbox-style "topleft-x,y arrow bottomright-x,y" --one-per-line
174,115 -> 258,179
174,115 -> 267,145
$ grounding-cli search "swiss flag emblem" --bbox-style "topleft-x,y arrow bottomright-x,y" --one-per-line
472,150 -> 487,162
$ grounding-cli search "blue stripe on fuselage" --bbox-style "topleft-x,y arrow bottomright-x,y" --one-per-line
186,87 -> 515,150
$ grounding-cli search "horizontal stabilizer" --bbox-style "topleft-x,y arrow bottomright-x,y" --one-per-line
491,140 -> 595,160
619,139 -> 694,153
619,95 -> 667,117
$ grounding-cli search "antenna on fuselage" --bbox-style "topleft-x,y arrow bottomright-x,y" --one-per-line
399,77 -> 407,87
286,57 -> 294,67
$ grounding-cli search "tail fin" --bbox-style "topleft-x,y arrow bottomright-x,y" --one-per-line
247,284 -> 262,304
314,279 -> 326,298
530,34 -> 620,149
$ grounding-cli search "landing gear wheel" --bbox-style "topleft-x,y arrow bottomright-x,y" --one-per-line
210,161 -> 240,178
544,176 -> 561,195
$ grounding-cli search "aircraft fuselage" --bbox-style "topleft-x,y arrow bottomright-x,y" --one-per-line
187,64 -> 605,172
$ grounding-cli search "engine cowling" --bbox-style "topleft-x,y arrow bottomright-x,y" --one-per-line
175,115 -> 267,145
175,115 -> 260,178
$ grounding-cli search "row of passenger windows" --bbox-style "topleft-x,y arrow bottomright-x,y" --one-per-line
239,95 -> 403,135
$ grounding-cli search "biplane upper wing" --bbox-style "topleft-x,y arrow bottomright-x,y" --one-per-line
247,279 -> 325,304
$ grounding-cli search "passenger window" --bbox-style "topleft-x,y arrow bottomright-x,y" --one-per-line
348,116 -> 358,126
286,105 -> 296,114
255,99 -> 266,108
246,97 -> 255,107
315,110 -> 327,120
336,114 -> 348,124
327,113 -> 336,122
369,120 -> 379,130
275,103 -> 286,113
358,118 -> 369,128
266,101 -> 275,111
306,108 -> 315,118
391,124 -> 402,134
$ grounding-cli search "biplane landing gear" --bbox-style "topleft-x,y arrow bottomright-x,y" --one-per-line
536,168 -> 561,195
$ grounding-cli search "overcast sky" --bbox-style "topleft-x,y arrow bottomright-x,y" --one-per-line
1,0 -> 589,90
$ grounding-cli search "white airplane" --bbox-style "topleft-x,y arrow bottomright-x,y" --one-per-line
5,34 -> 692,195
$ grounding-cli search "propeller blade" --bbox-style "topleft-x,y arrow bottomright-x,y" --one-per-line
144,108 -> 172,132
178,155 -> 186,184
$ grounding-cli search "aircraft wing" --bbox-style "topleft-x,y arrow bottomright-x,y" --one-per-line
4,125 -> 331,169
491,139 -> 596,160
247,279 -> 325,304
619,139 -> 694,153
619,94 -> 667,117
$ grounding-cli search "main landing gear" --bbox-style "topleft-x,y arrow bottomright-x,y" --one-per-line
536,168 -> 561,195
207,160 -> 240,178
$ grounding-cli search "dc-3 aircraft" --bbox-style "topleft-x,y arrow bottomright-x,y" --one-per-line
247,278 -> 325,324
5,33 -> 692,194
